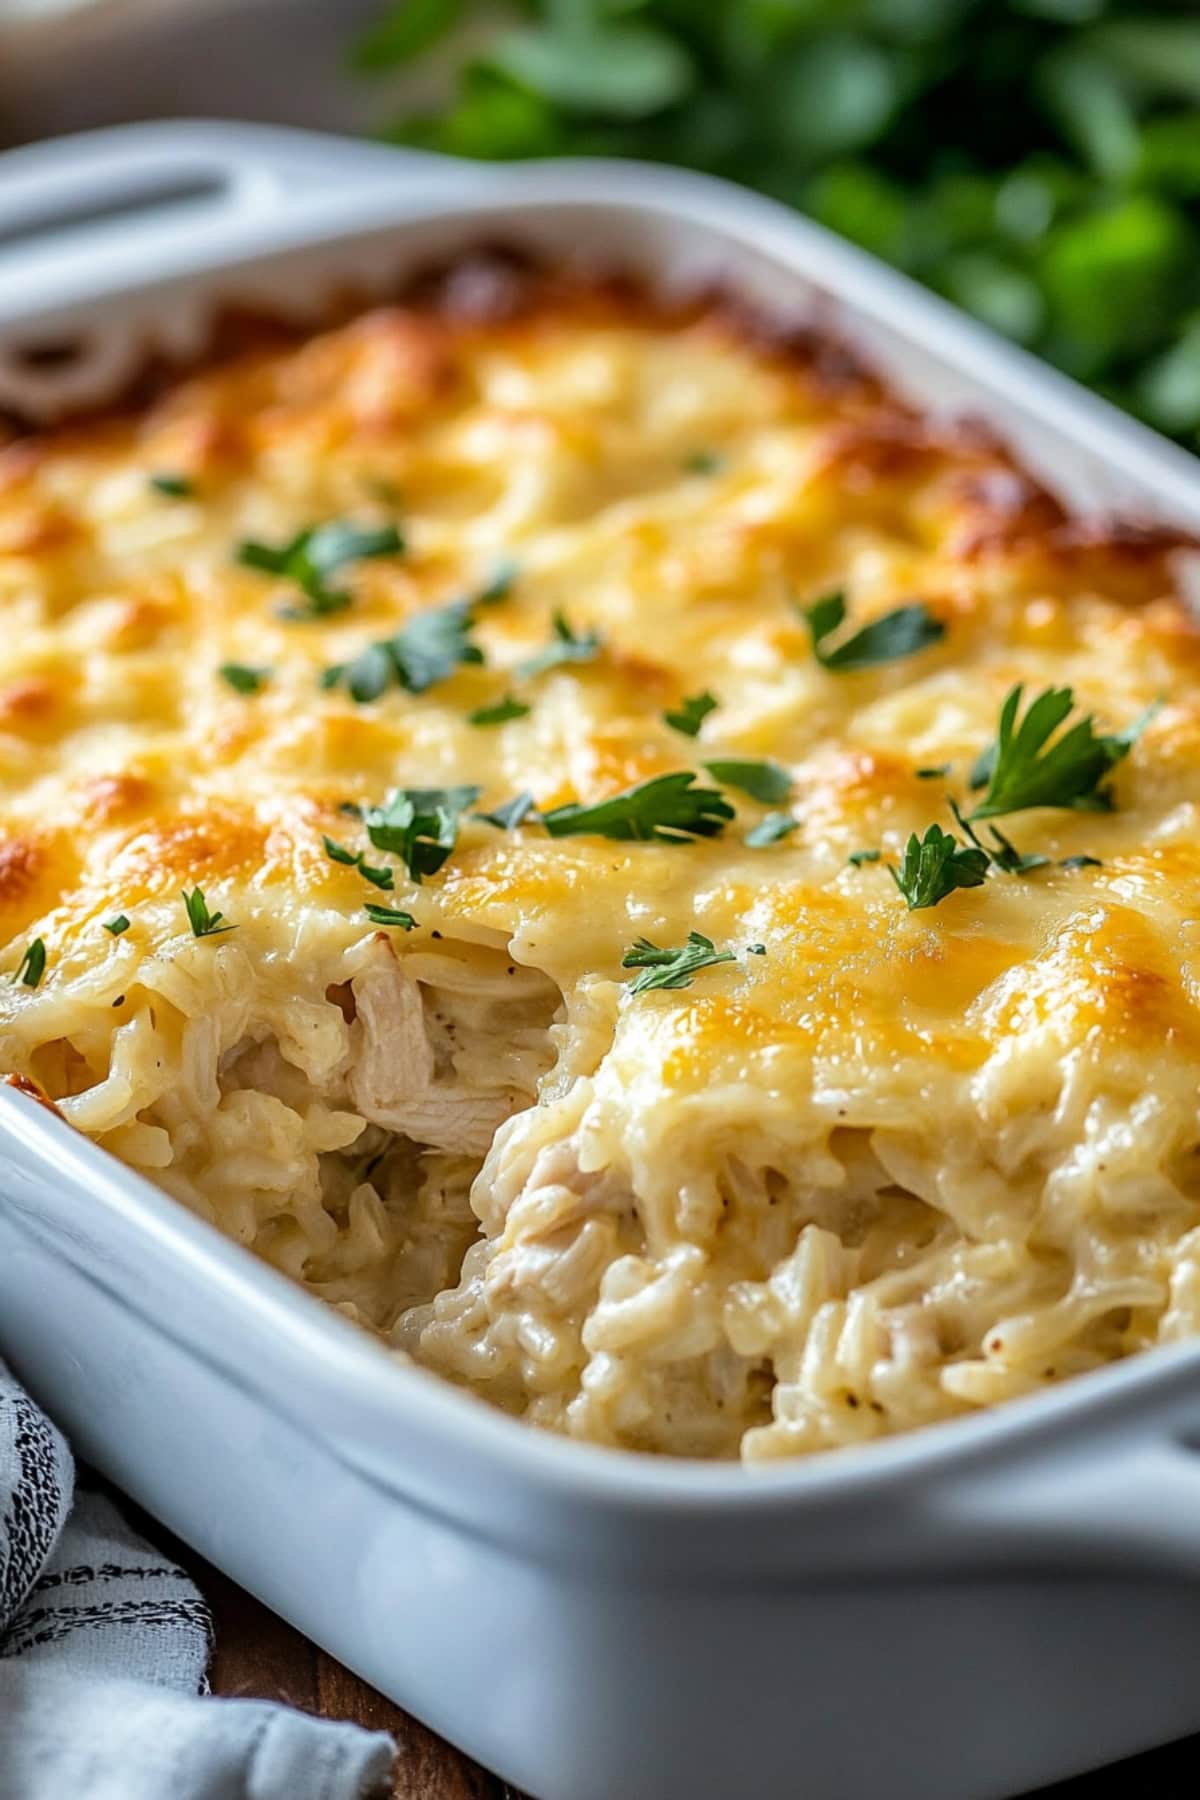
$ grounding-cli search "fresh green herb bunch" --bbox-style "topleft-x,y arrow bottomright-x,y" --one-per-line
354,0 -> 1200,448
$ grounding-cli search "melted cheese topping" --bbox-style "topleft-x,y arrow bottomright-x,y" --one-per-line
1,265 -> 1198,1460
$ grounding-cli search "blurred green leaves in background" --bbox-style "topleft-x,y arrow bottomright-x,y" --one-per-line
352,0 -> 1200,451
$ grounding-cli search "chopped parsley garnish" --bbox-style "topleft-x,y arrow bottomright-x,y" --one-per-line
219,662 -> 270,695
364,786 -> 481,882
468,694 -> 530,727
663,691 -> 718,738
848,848 -> 881,867
703,757 -> 791,804
473,561 -> 518,606
950,801 -> 1049,877
802,590 -> 946,673
323,836 -> 395,890
542,771 -> 734,843
474,791 -> 536,830
684,449 -> 724,475
327,567 -> 517,702
988,831 -> 1051,875
385,602 -> 482,692
916,764 -> 950,779
969,685 -> 1157,819
182,887 -> 236,937
324,836 -> 364,865
14,938 -> 45,988
236,521 -> 404,620
517,611 -> 603,680
622,930 -> 737,993
329,597 -> 484,702
149,472 -> 195,498
884,793 -> 1101,912
887,824 -> 989,911
102,915 -> 131,936
364,903 -> 417,929
745,811 -> 797,848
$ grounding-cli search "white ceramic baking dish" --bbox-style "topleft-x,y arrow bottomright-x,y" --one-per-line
3,121 -> 1200,1800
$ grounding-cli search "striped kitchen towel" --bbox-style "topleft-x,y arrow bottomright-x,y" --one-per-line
0,1365 -> 396,1800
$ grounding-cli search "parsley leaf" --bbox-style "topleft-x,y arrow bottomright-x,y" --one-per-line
385,601 -> 483,691
469,693 -> 530,726
323,836 -> 396,890
102,915 -> 131,936
683,449 -> 724,474
703,757 -> 791,803
14,938 -> 46,988
324,836 -> 363,865
802,590 -> 945,672
663,690 -> 718,737
219,662 -> 270,695
149,472 -> 195,498
848,848 -> 881,867
1060,854 -> 1102,870
887,825 -> 989,911
950,801 -> 1049,876
328,565 -> 516,702
364,785 -> 481,882
978,824 -> 1050,874
987,830 -> 1051,875
916,764 -> 950,779
330,597 -> 484,702
182,887 -> 236,937
517,611 -> 603,679
365,903 -> 417,929
474,791 -> 536,830
237,521 -> 404,620
542,772 -> 734,843
363,475 -> 403,507
622,930 -> 737,993
473,561 -> 518,606
969,685 -> 1157,819
746,811 -> 797,848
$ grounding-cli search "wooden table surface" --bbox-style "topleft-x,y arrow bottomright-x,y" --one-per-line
174,1537 -> 1199,1799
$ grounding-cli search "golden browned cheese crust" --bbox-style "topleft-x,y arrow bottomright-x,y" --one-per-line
0,260 -> 1197,1460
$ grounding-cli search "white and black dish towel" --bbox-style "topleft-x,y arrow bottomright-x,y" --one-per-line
0,1363 -> 396,1799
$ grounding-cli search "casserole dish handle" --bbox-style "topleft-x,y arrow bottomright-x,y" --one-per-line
935,1403 -> 1200,1576
0,119 -> 449,252
0,121 -> 468,414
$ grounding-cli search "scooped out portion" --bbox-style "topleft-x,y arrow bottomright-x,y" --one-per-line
2,257 -> 1200,1461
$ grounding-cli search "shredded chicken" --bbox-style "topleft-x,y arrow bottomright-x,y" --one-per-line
348,941 -> 519,1157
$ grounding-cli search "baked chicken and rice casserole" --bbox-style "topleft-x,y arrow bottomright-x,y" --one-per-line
0,257 -> 1196,1461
